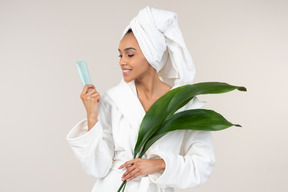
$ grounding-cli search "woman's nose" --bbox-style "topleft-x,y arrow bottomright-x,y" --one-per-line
119,56 -> 127,66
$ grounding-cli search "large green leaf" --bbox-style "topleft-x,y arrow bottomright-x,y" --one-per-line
133,86 -> 184,158
134,82 -> 246,158
118,82 -> 246,192
138,109 -> 240,158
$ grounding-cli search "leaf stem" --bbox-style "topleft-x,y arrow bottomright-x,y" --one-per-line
117,180 -> 127,192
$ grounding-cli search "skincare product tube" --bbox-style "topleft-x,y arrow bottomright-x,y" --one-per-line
76,61 -> 92,87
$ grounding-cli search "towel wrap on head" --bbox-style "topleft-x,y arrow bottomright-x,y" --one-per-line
120,6 -> 196,87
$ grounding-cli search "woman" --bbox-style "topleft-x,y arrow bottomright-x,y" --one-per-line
67,6 -> 215,192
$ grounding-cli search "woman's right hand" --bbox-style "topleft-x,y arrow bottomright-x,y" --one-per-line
80,84 -> 101,130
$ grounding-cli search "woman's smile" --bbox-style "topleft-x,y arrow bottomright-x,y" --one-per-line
122,69 -> 132,75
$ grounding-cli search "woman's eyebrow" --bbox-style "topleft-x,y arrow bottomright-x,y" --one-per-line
118,47 -> 137,52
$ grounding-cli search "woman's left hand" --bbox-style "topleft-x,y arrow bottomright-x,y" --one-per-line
118,158 -> 165,181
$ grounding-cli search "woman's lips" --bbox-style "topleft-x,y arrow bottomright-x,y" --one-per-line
122,69 -> 132,75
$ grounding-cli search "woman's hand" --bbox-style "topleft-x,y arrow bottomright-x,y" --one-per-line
80,84 -> 101,130
118,158 -> 166,181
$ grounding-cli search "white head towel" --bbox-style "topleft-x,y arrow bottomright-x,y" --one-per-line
120,6 -> 196,87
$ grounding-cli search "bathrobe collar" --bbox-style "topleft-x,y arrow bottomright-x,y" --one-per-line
105,78 -> 146,130
106,78 -> 178,130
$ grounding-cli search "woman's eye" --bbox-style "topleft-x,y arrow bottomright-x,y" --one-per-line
118,54 -> 134,58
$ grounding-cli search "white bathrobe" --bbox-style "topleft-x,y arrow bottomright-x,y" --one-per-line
66,79 -> 215,192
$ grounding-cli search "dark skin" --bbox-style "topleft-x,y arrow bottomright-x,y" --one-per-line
80,32 -> 171,181
118,32 -> 171,181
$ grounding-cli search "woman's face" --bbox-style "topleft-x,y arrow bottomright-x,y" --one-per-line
118,32 -> 152,82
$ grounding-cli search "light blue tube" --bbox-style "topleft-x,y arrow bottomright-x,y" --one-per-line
76,61 -> 92,87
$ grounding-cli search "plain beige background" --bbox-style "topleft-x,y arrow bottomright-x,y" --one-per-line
0,0 -> 287,191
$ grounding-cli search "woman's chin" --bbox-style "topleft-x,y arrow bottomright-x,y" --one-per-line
123,76 -> 134,83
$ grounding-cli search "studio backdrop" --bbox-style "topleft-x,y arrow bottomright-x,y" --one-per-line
0,0 -> 287,191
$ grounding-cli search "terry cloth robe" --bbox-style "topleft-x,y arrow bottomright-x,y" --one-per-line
66,79 -> 215,192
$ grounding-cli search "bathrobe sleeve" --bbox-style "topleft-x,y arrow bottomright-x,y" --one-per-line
66,93 -> 115,178
147,97 -> 215,189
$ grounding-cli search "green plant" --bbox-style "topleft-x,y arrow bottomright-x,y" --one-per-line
117,82 -> 247,192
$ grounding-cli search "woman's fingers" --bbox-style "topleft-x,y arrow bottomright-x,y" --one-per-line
126,171 -> 141,181
80,84 -> 95,97
87,89 -> 97,95
90,92 -> 101,103
90,92 -> 98,97
119,158 -> 165,181
119,159 -> 142,181
87,87 -> 93,93
122,164 -> 135,176
80,84 -> 101,103
122,166 -> 140,181
118,159 -> 137,169
79,84 -> 101,122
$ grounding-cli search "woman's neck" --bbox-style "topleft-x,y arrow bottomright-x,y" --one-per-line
135,67 -> 171,100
